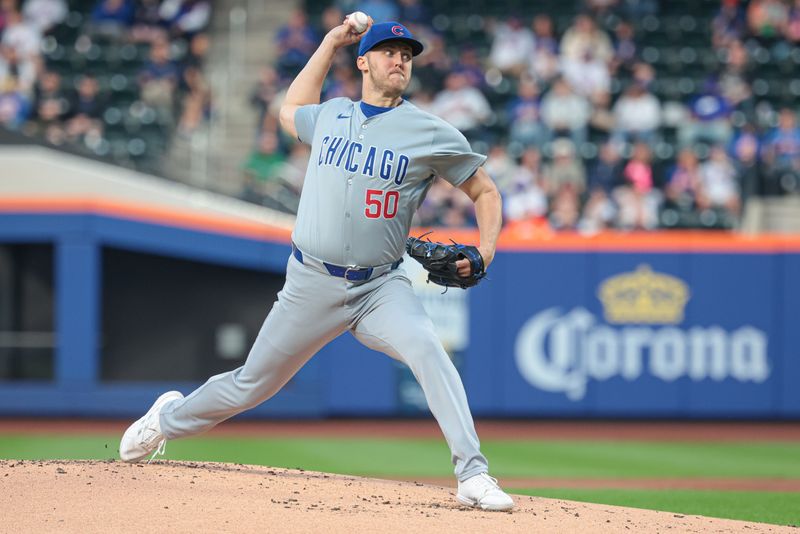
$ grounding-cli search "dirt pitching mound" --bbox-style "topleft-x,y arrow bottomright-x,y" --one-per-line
0,460 -> 792,533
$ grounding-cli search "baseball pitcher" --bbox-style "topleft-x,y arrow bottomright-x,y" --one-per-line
120,16 -> 513,511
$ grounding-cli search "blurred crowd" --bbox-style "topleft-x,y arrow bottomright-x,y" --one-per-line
244,0 -> 800,231
0,0 -> 212,163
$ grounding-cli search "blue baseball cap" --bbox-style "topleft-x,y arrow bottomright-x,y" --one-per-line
358,22 -> 424,57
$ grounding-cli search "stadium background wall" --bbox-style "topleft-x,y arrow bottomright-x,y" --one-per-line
0,210 -> 798,419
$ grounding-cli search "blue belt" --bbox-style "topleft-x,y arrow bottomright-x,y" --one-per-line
292,242 -> 402,282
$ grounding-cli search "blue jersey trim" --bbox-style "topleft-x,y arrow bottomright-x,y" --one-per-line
360,101 -> 395,118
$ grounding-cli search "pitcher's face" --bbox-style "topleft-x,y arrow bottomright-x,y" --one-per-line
359,42 -> 413,97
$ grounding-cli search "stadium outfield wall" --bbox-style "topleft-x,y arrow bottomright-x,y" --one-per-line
1,150 -> 799,419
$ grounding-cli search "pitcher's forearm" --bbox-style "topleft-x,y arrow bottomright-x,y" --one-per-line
473,188 -> 502,266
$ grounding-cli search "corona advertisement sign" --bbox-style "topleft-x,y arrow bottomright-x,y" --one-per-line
514,265 -> 770,401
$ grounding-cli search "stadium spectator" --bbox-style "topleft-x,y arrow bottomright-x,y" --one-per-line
761,107 -> 800,193
504,149 -> 548,224
275,9 -> 318,78
528,14 -> 559,84
712,0 -> 746,49
22,0 -> 66,34
415,178 -> 452,226
785,0 -> 800,43
88,0 -> 135,39
588,141 -> 623,195
677,78 -> 734,148
32,69 -> 67,128
610,20 -> 637,75
159,0 -> 211,39
630,60 -> 655,90
430,70 -> 492,141
560,14 -> 613,65
409,32 -> 451,89
561,49 -> 611,99
319,5 -> 343,33
242,129 -> 286,186
177,65 -> 211,136
452,46 -> 485,91
250,66 -> 283,135
718,40 -> 754,116
746,0 -> 787,44
138,36 -> 180,125
545,138 -> 586,197
728,124 -> 760,200
664,147 -> 703,213
0,75 -> 31,130
483,143 -> 518,194
611,82 -> 661,147
1,8 -> 42,58
589,89 -> 614,135
699,145 -> 741,219
540,76 -> 591,147
64,74 -> 106,140
323,63 -> 360,100
549,184 -> 581,230
618,0 -> 659,18
396,0 -> 429,28
583,0 -> 619,18
130,0 -> 166,43
181,32 -> 209,70
488,16 -> 535,76
581,142 -> 621,232
512,146 -> 546,193
616,141 -> 659,229
0,45 -> 33,95
579,187 -> 617,233
423,179 -> 476,228
0,8 -> 41,90
507,76 -> 546,150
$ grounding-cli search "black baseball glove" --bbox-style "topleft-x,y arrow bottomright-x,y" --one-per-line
405,233 -> 486,289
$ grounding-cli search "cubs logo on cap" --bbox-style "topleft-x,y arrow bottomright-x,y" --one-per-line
358,21 -> 424,57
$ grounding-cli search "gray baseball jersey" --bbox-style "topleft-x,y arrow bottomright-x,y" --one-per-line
155,97 -> 491,483
292,97 -> 486,266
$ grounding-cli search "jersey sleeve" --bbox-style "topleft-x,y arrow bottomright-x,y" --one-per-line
294,103 -> 324,144
429,123 -> 488,187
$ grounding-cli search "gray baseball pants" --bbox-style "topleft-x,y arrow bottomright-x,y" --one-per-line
159,253 -> 489,481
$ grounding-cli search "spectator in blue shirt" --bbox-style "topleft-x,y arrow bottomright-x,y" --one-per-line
728,123 -> 761,198
89,0 -> 134,39
507,76 -> 547,149
588,141 -> 623,195
760,108 -> 800,194
397,0 -> 429,28
138,37 -> 180,125
678,78 -> 734,148
713,0 -> 747,49
275,9 -> 318,78
762,108 -> 800,171
0,76 -> 31,130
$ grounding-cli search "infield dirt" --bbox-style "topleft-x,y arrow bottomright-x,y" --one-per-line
1,459 -> 794,533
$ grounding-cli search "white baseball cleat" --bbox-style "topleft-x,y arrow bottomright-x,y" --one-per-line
119,391 -> 183,463
456,473 -> 515,511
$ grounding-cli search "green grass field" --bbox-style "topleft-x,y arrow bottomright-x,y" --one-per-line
1,433 -> 798,526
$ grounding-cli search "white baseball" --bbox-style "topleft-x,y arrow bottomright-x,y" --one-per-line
348,11 -> 369,33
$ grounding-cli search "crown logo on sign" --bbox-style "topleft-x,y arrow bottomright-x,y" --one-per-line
598,265 -> 690,325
